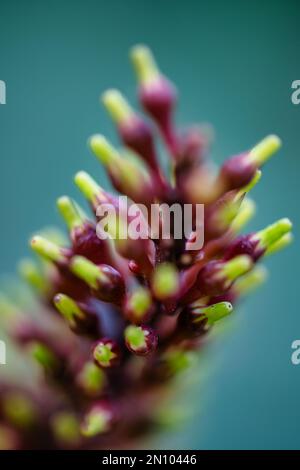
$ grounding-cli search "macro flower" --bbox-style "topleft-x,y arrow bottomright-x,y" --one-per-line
0,45 -> 292,450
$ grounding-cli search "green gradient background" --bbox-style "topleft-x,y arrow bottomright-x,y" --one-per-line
0,0 -> 299,449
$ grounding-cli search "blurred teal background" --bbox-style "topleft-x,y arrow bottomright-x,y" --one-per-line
0,0 -> 299,449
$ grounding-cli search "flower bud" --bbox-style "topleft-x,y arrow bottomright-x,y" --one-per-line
54,293 -> 100,337
191,301 -> 233,326
89,134 -> 154,203
81,401 -> 114,437
93,338 -> 120,368
124,287 -> 153,324
102,89 -> 160,172
124,325 -> 158,356
30,236 -> 69,265
74,171 -> 109,212
151,263 -> 179,301
51,411 -> 81,447
76,362 -> 106,397
131,45 -> 178,156
196,255 -> 252,296
220,135 -> 281,191
70,256 -> 125,304
18,258 -> 49,296
224,218 -> 293,262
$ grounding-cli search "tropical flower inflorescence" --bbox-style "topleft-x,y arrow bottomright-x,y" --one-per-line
0,46 -> 292,449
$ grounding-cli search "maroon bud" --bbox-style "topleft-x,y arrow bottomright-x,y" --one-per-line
196,255 -> 252,297
220,153 -> 256,191
223,234 -> 264,262
71,257 -> 126,304
72,223 -> 113,266
131,46 -> 178,156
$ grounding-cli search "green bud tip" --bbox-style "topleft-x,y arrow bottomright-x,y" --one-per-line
81,407 -> 111,437
102,89 -> 135,124
57,196 -> 84,231
51,412 -> 81,445
220,255 -> 252,282
89,134 -> 119,166
77,362 -> 106,395
193,301 -> 233,325
2,393 -> 36,427
29,342 -> 57,370
127,287 -> 152,320
54,293 -> 85,327
130,44 -> 160,84
30,235 -> 65,263
248,134 -> 282,167
231,198 -> 256,233
234,265 -> 268,296
70,256 -> 108,289
152,262 -> 179,300
93,342 -> 117,368
164,349 -> 196,375
74,171 -> 105,204
0,293 -> 20,319
18,258 -> 48,294
124,325 -> 147,351
266,232 -> 293,256
255,218 -> 293,249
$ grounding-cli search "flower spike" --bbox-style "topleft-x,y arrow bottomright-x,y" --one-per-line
1,46 -> 293,450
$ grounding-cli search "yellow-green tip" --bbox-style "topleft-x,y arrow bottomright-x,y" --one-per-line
81,407 -> 111,437
102,89 -> 135,124
234,265 -> 268,296
152,262 -> 179,300
130,44 -> 160,84
30,235 -> 65,263
54,293 -> 85,327
51,411 -> 81,445
193,301 -> 233,325
127,287 -> 152,320
18,258 -> 48,295
93,342 -> 117,368
231,198 -> 256,233
124,325 -> 147,351
77,362 -> 106,396
89,134 -> 119,166
29,342 -> 57,370
2,393 -> 36,428
256,218 -> 293,249
57,196 -> 84,231
221,255 -> 253,282
248,134 -> 282,167
70,255 -> 108,289
266,232 -> 293,256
